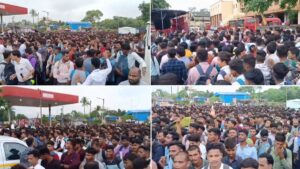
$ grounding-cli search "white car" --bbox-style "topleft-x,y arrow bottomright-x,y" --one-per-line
0,136 -> 28,169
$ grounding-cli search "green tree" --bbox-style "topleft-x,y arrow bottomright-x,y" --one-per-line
138,2 -> 150,22
237,86 -> 255,96
15,114 -> 28,120
30,9 -> 38,25
80,97 -> 90,115
152,0 -> 171,9
239,0 -> 298,24
81,10 -> 103,25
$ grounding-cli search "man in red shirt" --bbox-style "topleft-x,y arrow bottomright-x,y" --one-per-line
60,139 -> 80,169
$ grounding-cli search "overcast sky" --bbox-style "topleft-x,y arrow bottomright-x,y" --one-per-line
12,86 -> 151,118
1,0 -> 149,23
165,0 -> 219,11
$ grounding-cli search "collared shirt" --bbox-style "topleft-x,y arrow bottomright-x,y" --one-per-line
30,164 -> 45,169
161,58 -> 187,84
53,60 -> 74,83
82,59 -> 112,85
61,151 -> 81,169
13,58 -> 34,82
116,51 -> 146,69
222,156 -> 242,169
270,147 -> 293,169
236,143 -> 258,160
187,62 -> 218,85
202,163 -> 233,169
151,55 -> 160,76
177,56 -> 191,68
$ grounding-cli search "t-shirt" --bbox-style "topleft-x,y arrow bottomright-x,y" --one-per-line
41,159 -> 61,169
70,69 -> 89,85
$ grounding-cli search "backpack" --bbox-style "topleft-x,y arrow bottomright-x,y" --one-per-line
267,146 -> 288,159
257,138 -> 273,147
212,70 -> 226,84
0,62 -> 18,85
195,64 -> 214,85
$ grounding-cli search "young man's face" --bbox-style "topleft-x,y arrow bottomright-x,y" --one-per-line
225,147 -> 236,159
207,149 -> 223,168
173,155 -> 190,169
169,145 -> 181,159
85,153 -> 94,161
63,54 -> 69,62
137,148 -> 147,159
165,134 -> 173,145
258,157 -> 272,169
250,129 -> 256,137
156,132 -> 165,143
47,144 -> 54,151
27,154 -> 38,166
188,149 -> 201,165
106,149 -> 114,159
189,141 -> 199,147
128,70 -> 140,85
131,143 -> 140,152
208,132 -> 218,143
228,130 -> 237,138
238,133 -> 247,142
275,140 -> 285,150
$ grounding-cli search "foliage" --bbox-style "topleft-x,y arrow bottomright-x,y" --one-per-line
240,0 -> 298,14
80,97 -> 90,115
99,17 -> 145,29
152,0 -> 171,9
138,2 -> 150,22
81,10 -> 103,25
30,9 -> 38,26
15,114 -> 28,120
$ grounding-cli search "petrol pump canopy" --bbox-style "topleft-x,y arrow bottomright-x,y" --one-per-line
0,3 -> 28,16
0,86 -> 78,107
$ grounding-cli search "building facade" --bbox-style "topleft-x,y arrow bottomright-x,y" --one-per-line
210,0 -> 234,27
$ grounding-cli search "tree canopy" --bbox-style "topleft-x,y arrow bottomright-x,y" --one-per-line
81,10 -> 103,24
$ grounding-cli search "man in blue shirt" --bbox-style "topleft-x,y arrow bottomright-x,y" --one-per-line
161,48 -> 187,85
236,129 -> 258,160
223,137 -> 242,169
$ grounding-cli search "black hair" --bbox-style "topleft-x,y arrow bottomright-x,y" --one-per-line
239,129 -> 249,136
259,153 -> 274,165
234,43 -> 245,56
256,50 -> 267,63
84,161 -> 99,169
168,48 -> 177,58
106,145 -> 115,151
277,45 -> 289,58
28,150 -> 40,158
167,131 -> 180,141
229,59 -> 244,74
85,147 -> 98,155
224,137 -> 236,149
159,42 -> 167,49
25,137 -> 34,147
91,58 -> 100,69
12,50 -> 21,58
187,134 -> 201,142
243,54 -> 256,69
180,42 -> 188,49
176,46 -> 186,57
75,57 -> 84,68
190,42 -> 198,52
187,145 -> 201,153
275,133 -> 286,142
47,140 -> 55,146
260,129 -> 269,137
222,45 -> 234,54
208,128 -> 221,137
168,141 -> 185,151
206,143 -> 225,156
219,51 -> 231,64
196,49 -> 208,62
289,47 -> 299,57
25,47 -> 33,55
39,147 -> 50,155
273,63 -> 289,81
3,50 -> 11,59
267,41 -> 277,54
240,158 -> 258,169
244,69 -> 265,85
121,43 -> 131,50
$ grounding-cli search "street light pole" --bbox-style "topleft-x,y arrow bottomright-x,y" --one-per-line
96,97 -> 105,122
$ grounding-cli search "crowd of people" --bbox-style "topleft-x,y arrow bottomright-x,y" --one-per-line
151,27 -> 300,85
152,104 -> 300,169
0,31 -> 148,85
0,122 -> 151,169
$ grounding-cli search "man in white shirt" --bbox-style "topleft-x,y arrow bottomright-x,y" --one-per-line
27,150 -> 45,169
0,39 -> 6,62
116,43 -> 146,83
53,50 -> 74,85
11,50 -> 34,85
82,57 -> 112,85
19,39 -> 27,56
